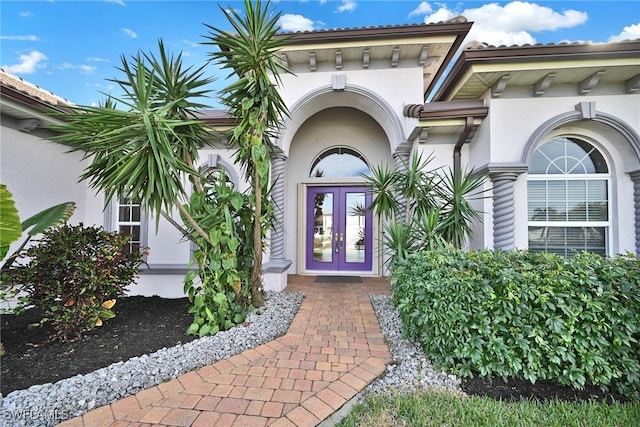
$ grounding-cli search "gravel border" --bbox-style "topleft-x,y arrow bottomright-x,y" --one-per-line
364,295 -> 463,398
0,291 -> 304,427
0,291 -> 463,427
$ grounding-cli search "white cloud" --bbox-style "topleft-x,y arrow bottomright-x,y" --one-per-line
181,39 -> 201,48
122,28 -> 138,39
423,7 -> 456,24
79,65 -> 97,73
0,35 -> 40,41
279,14 -> 316,32
20,11 -> 34,18
319,0 -> 328,4
2,50 -> 47,74
106,0 -> 126,6
608,23 -> 640,42
57,62 -> 98,74
336,0 -> 357,13
409,2 -> 432,18
422,1 -> 588,46
86,56 -> 110,63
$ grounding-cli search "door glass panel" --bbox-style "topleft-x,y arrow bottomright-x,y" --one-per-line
345,193 -> 366,263
313,192 -> 333,263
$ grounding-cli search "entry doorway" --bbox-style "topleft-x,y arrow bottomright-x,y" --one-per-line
306,186 -> 373,272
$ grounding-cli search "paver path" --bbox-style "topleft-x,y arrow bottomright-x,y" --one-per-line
58,275 -> 392,426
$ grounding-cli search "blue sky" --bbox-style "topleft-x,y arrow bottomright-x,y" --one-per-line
1,1 -> 639,108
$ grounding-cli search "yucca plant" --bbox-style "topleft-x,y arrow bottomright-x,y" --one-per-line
51,40 -> 214,241
363,152 -> 488,264
203,0 -> 292,306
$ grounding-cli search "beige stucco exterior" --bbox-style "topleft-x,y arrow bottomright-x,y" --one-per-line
2,26 -> 639,299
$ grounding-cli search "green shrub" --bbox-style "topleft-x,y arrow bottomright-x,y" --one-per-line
182,175 -> 268,337
391,248 -> 640,399
1,224 -> 144,341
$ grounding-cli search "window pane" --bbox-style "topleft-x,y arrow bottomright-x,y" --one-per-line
119,206 -> 130,221
528,226 -> 606,257
568,202 -> 587,221
313,192 -> 333,263
345,193 -> 366,263
588,201 -> 608,221
547,181 -> 566,221
530,152 -> 549,174
131,205 -> 141,221
530,138 -> 608,175
587,180 -> 607,201
310,147 -> 370,178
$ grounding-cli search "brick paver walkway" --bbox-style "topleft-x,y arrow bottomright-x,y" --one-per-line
58,275 -> 392,426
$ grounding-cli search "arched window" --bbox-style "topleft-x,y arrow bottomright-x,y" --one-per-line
199,154 -> 239,189
527,137 -> 610,256
310,147 -> 370,178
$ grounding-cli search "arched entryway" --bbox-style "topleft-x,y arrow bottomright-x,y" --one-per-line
262,84 -> 404,283
288,106 -> 393,275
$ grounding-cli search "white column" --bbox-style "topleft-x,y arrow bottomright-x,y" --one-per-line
262,147 -> 292,290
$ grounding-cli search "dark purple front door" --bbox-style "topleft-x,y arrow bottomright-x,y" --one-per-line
306,186 -> 373,272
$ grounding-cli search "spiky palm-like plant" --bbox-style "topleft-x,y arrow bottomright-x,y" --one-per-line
203,0 -> 291,307
51,40 -> 214,241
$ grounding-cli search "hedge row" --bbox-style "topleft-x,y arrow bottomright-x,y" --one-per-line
390,248 -> 640,398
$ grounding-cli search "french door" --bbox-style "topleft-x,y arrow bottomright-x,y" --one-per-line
306,186 -> 373,272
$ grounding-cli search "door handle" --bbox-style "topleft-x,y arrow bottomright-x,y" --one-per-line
335,233 -> 340,253
340,232 -> 344,249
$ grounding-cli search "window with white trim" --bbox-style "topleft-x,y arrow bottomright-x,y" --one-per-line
310,147 -> 370,178
117,196 -> 143,255
527,137 -> 610,257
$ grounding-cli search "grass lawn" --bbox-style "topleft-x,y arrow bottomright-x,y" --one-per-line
338,391 -> 640,427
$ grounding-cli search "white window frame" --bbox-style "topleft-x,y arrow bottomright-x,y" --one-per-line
527,138 -> 612,257
104,196 -> 148,259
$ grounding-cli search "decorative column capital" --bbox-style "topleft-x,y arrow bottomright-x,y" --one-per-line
629,169 -> 640,181
479,162 -> 529,180
392,140 -> 413,160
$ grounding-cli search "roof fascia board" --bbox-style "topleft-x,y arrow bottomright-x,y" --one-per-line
0,94 -> 67,127
279,35 -> 456,52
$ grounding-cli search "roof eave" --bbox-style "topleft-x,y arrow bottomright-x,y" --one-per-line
431,39 -> 640,101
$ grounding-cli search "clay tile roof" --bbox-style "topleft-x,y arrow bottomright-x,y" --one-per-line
0,68 -> 73,107
280,16 -> 468,35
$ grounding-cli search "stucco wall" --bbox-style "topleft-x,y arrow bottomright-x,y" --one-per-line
0,121 -> 90,253
475,93 -> 640,254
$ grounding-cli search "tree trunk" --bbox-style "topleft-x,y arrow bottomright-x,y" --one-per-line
251,166 -> 265,307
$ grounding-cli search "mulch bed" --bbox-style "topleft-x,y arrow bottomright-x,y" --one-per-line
0,295 -> 633,403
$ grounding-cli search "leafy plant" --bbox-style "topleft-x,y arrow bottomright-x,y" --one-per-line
182,175 -> 271,336
0,184 -> 22,260
0,184 -> 76,309
391,248 -> 640,398
204,0 -> 292,307
363,152 -> 487,265
1,224 -> 144,341
0,184 -> 76,264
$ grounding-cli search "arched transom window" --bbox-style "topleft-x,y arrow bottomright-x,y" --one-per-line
309,147 -> 370,178
527,137 -> 610,256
